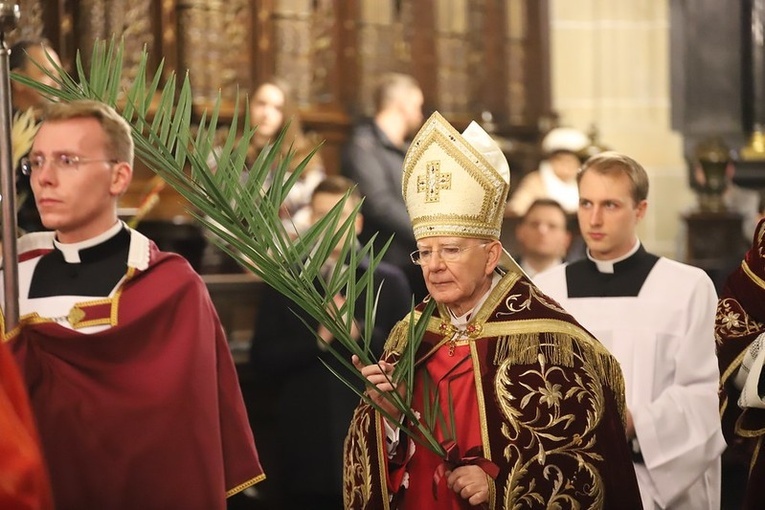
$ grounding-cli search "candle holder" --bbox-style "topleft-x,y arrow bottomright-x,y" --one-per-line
694,137 -> 732,212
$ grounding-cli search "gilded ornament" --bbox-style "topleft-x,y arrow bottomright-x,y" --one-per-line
67,306 -> 86,327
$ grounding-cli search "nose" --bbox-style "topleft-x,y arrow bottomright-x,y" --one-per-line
425,251 -> 446,271
33,159 -> 57,186
589,205 -> 603,226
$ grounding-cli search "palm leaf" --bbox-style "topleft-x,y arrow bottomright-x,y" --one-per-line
12,37 -> 444,457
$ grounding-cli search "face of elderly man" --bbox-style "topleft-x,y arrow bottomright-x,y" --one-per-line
413,236 -> 502,316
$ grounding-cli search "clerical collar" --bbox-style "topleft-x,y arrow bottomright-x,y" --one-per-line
53,221 -> 125,263
587,239 -> 641,274
448,273 -> 501,327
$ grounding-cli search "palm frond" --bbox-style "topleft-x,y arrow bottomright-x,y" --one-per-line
13,37 -> 444,457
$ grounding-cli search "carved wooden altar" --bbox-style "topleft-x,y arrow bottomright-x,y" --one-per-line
8,0 -> 551,221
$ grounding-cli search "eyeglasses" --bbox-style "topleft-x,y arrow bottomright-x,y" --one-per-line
20,154 -> 119,176
410,242 -> 490,265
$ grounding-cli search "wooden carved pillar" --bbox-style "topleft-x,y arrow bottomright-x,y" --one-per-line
435,0 -> 468,118
173,0 -> 254,113
252,0 -> 274,87
156,0 -> 178,82
356,2 -> 404,116
522,0 -> 551,127
506,0 -> 550,129
264,0 -> 353,171
480,0 -> 508,124
409,0 -> 437,116
336,0 -> 359,115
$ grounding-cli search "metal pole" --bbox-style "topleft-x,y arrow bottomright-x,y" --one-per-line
751,0 -> 765,128
0,3 -> 20,331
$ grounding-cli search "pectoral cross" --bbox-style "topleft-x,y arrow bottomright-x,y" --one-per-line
416,161 -> 452,203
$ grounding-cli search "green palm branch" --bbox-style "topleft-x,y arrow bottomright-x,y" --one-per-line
12,38 -> 448,458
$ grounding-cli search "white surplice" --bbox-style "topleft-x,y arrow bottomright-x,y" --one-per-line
536,254 -> 726,510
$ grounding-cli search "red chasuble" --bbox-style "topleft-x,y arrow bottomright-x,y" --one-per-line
0,338 -> 52,510
716,218 -> 765,510
399,345 -> 481,510
344,270 -> 642,509
3,236 -> 263,510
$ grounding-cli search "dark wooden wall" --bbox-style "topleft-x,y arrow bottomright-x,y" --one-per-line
9,0 -> 551,221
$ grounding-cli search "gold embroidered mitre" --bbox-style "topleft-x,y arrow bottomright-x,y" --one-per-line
402,111 -> 510,240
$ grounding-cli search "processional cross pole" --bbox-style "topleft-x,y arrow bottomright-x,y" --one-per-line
0,3 -> 21,330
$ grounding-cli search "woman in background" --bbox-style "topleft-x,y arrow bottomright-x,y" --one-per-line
202,79 -> 325,272
249,79 -> 325,235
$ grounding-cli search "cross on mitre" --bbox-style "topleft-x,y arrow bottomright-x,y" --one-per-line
416,160 -> 452,203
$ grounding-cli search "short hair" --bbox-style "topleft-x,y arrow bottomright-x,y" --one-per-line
312,175 -> 361,205
578,151 -> 649,204
372,73 -> 421,113
42,100 -> 134,165
522,198 -> 568,227
10,39 -> 53,71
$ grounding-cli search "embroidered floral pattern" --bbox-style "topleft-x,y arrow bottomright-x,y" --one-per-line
498,281 -> 567,316
716,298 -> 765,344
538,380 -> 563,408
495,349 -> 605,508
344,406 -> 374,508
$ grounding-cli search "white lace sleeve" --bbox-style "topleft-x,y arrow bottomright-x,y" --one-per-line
383,419 -> 401,458
736,332 -> 765,409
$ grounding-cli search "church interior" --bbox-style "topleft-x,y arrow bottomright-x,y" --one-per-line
4,0 -> 764,508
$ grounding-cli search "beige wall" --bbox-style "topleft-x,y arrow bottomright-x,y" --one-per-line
550,0 -> 694,258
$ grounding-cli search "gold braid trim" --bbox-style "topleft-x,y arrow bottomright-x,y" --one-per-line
492,325 -> 628,427
751,436 -> 764,476
743,259 -> 765,291
382,318 -> 413,356
225,473 -> 265,497
493,332 -> 573,368
735,412 -> 765,438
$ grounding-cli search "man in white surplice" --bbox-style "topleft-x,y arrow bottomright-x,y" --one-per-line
535,151 -> 725,510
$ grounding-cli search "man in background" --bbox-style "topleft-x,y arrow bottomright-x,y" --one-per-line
514,197 -> 572,278
251,175 -> 411,510
341,72 -> 426,300
535,151 -> 725,509
506,126 -> 589,216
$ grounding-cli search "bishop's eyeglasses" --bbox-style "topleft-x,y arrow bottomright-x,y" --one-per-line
410,242 -> 490,265
20,154 -> 119,176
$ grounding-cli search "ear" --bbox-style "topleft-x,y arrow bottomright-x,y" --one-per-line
485,240 -> 503,275
635,199 -> 648,221
110,162 -> 133,197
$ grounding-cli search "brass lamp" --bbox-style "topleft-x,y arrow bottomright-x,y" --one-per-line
740,124 -> 765,161
694,137 -> 732,213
